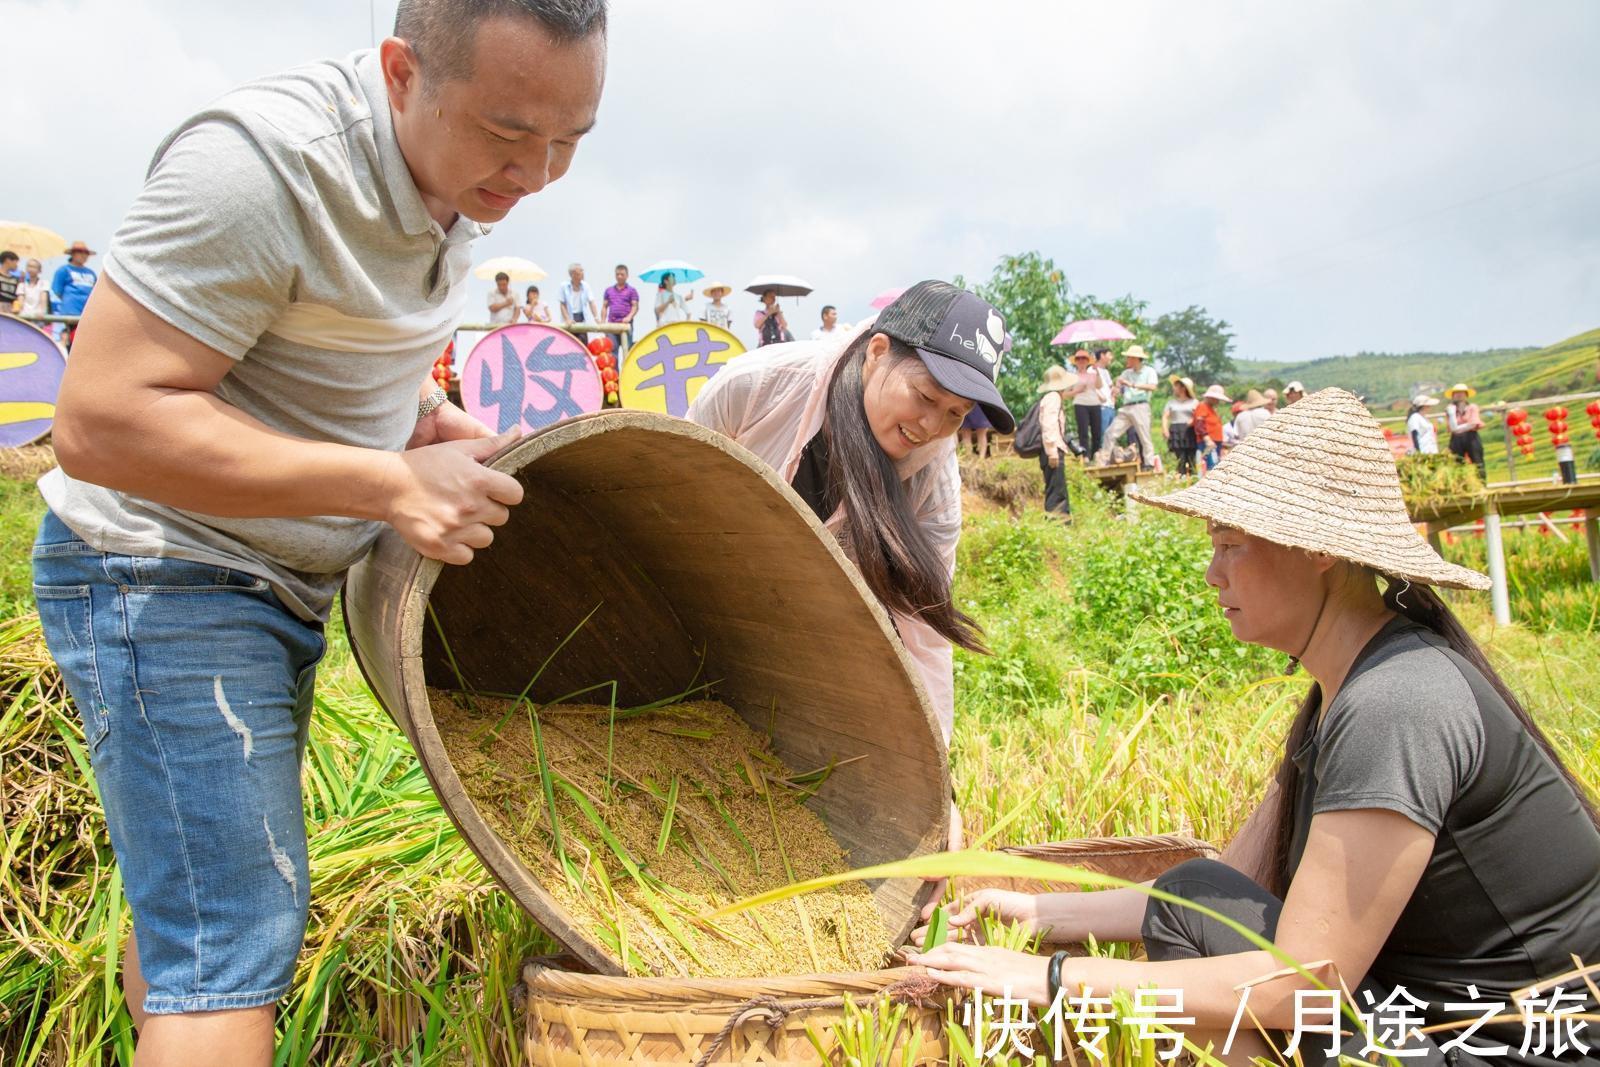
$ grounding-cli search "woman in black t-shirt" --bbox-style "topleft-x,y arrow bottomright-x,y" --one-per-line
907,388 -> 1600,1067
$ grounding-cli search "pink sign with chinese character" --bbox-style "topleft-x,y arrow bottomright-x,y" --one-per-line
461,323 -> 603,435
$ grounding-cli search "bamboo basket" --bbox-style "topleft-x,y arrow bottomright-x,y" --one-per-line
519,835 -> 1218,1066
343,411 -> 951,975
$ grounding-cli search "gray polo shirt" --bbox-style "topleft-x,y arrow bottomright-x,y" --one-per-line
39,49 -> 486,621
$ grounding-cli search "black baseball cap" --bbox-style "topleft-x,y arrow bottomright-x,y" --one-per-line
873,280 -> 1016,433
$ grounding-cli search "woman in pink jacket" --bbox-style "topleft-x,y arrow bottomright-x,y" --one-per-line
686,280 -> 1014,745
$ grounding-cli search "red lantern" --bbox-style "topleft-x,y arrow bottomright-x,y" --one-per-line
587,336 -> 614,356
1507,408 -> 1528,426
1549,419 -> 1568,435
596,353 -> 614,370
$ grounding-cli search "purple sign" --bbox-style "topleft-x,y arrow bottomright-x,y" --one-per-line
0,315 -> 67,448
461,323 -> 603,435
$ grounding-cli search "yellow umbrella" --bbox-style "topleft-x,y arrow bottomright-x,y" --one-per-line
473,256 -> 547,282
0,221 -> 67,261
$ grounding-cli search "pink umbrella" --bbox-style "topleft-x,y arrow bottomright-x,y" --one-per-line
869,286 -> 907,310
1051,318 -> 1135,346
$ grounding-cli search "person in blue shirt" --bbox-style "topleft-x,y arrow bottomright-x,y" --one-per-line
49,240 -> 98,349
50,241 -> 99,317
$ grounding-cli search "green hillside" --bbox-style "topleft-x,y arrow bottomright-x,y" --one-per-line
1471,327 -> 1600,402
1233,347 -> 1534,408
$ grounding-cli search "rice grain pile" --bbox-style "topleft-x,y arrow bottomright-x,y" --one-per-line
429,691 -> 893,978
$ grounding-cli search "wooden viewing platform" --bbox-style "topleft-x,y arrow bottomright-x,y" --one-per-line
1408,474 -> 1600,625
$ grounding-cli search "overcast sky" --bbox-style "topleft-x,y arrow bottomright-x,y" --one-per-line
6,0 -> 1597,360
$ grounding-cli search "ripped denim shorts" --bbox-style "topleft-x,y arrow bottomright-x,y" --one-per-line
32,509 -> 325,1014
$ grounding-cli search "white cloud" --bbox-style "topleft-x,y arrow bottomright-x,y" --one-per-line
4,0 -> 1596,359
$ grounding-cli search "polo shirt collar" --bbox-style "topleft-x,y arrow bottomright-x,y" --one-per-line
355,49 -> 487,242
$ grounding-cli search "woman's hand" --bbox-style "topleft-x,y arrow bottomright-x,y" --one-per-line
910,887 -> 1041,948
904,943 -> 1051,1005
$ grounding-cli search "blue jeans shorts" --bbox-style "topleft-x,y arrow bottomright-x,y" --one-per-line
32,510 -> 326,1014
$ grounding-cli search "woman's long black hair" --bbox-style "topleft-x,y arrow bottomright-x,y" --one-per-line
822,333 -> 987,654
1263,577 -> 1600,897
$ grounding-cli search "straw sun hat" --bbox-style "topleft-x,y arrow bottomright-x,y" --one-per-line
1038,364 -> 1073,392
1132,388 -> 1491,590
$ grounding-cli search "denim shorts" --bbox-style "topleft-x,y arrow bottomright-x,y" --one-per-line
32,510 -> 325,1014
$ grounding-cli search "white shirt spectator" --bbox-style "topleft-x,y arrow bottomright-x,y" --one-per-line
656,288 -> 689,325
487,287 -> 516,325
1407,412 -> 1439,454
703,302 -> 733,330
19,277 -> 51,318
810,323 -> 852,341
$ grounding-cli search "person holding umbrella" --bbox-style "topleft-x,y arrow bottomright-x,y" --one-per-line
653,271 -> 693,326
754,288 -> 790,346
687,279 -> 1013,744
1069,348 -> 1107,459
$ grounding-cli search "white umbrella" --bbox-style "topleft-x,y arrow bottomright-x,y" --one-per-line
743,274 -> 814,298
474,256 -> 547,282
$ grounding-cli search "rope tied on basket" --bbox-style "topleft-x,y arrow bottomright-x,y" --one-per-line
691,973 -> 946,1067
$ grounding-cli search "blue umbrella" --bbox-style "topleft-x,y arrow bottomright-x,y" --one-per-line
638,259 -> 704,285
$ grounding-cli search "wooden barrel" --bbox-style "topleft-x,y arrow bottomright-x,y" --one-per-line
343,411 -> 951,975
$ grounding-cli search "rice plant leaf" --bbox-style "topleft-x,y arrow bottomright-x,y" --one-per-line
706,849 -> 1326,984
924,903 -> 949,950
655,774 -> 680,856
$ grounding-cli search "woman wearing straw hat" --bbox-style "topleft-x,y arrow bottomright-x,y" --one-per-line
910,389 -> 1600,1062
1194,384 -> 1228,470
1407,394 -> 1440,455
688,279 -> 1014,743
699,282 -> 735,331
1162,375 -> 1199,476
1036,364 -> 1074,522
1231,388 -> 1274,441
1446,383 -> 1486,478
1069,348 -> 1108,460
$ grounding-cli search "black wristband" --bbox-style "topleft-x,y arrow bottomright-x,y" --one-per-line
1047,950 -> 1068,1006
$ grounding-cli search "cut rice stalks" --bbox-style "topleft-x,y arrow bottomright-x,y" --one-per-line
430,690 -> 891,978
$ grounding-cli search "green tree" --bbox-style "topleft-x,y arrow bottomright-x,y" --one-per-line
964,252 -> 1153,416
1150,305 -> 1235,385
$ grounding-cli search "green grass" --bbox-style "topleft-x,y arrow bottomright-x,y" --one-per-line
1,452 -> 1597,1064
0,475 -> 44,619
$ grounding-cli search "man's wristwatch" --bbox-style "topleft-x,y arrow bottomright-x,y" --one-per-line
417,385 -> 449,421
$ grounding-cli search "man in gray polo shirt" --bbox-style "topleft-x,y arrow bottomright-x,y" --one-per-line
31,2 -> 607,1062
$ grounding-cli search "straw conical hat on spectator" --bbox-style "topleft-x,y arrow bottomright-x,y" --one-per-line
1038,365 -> 1073,393
1131,388 -> 1490,590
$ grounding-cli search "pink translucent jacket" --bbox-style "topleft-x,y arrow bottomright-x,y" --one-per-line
685,325 -> 962,740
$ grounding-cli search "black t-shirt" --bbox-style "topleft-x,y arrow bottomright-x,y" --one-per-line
1290,617 -> 1600,1064
0,271 -> 19,307
789,429 -> 838,522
